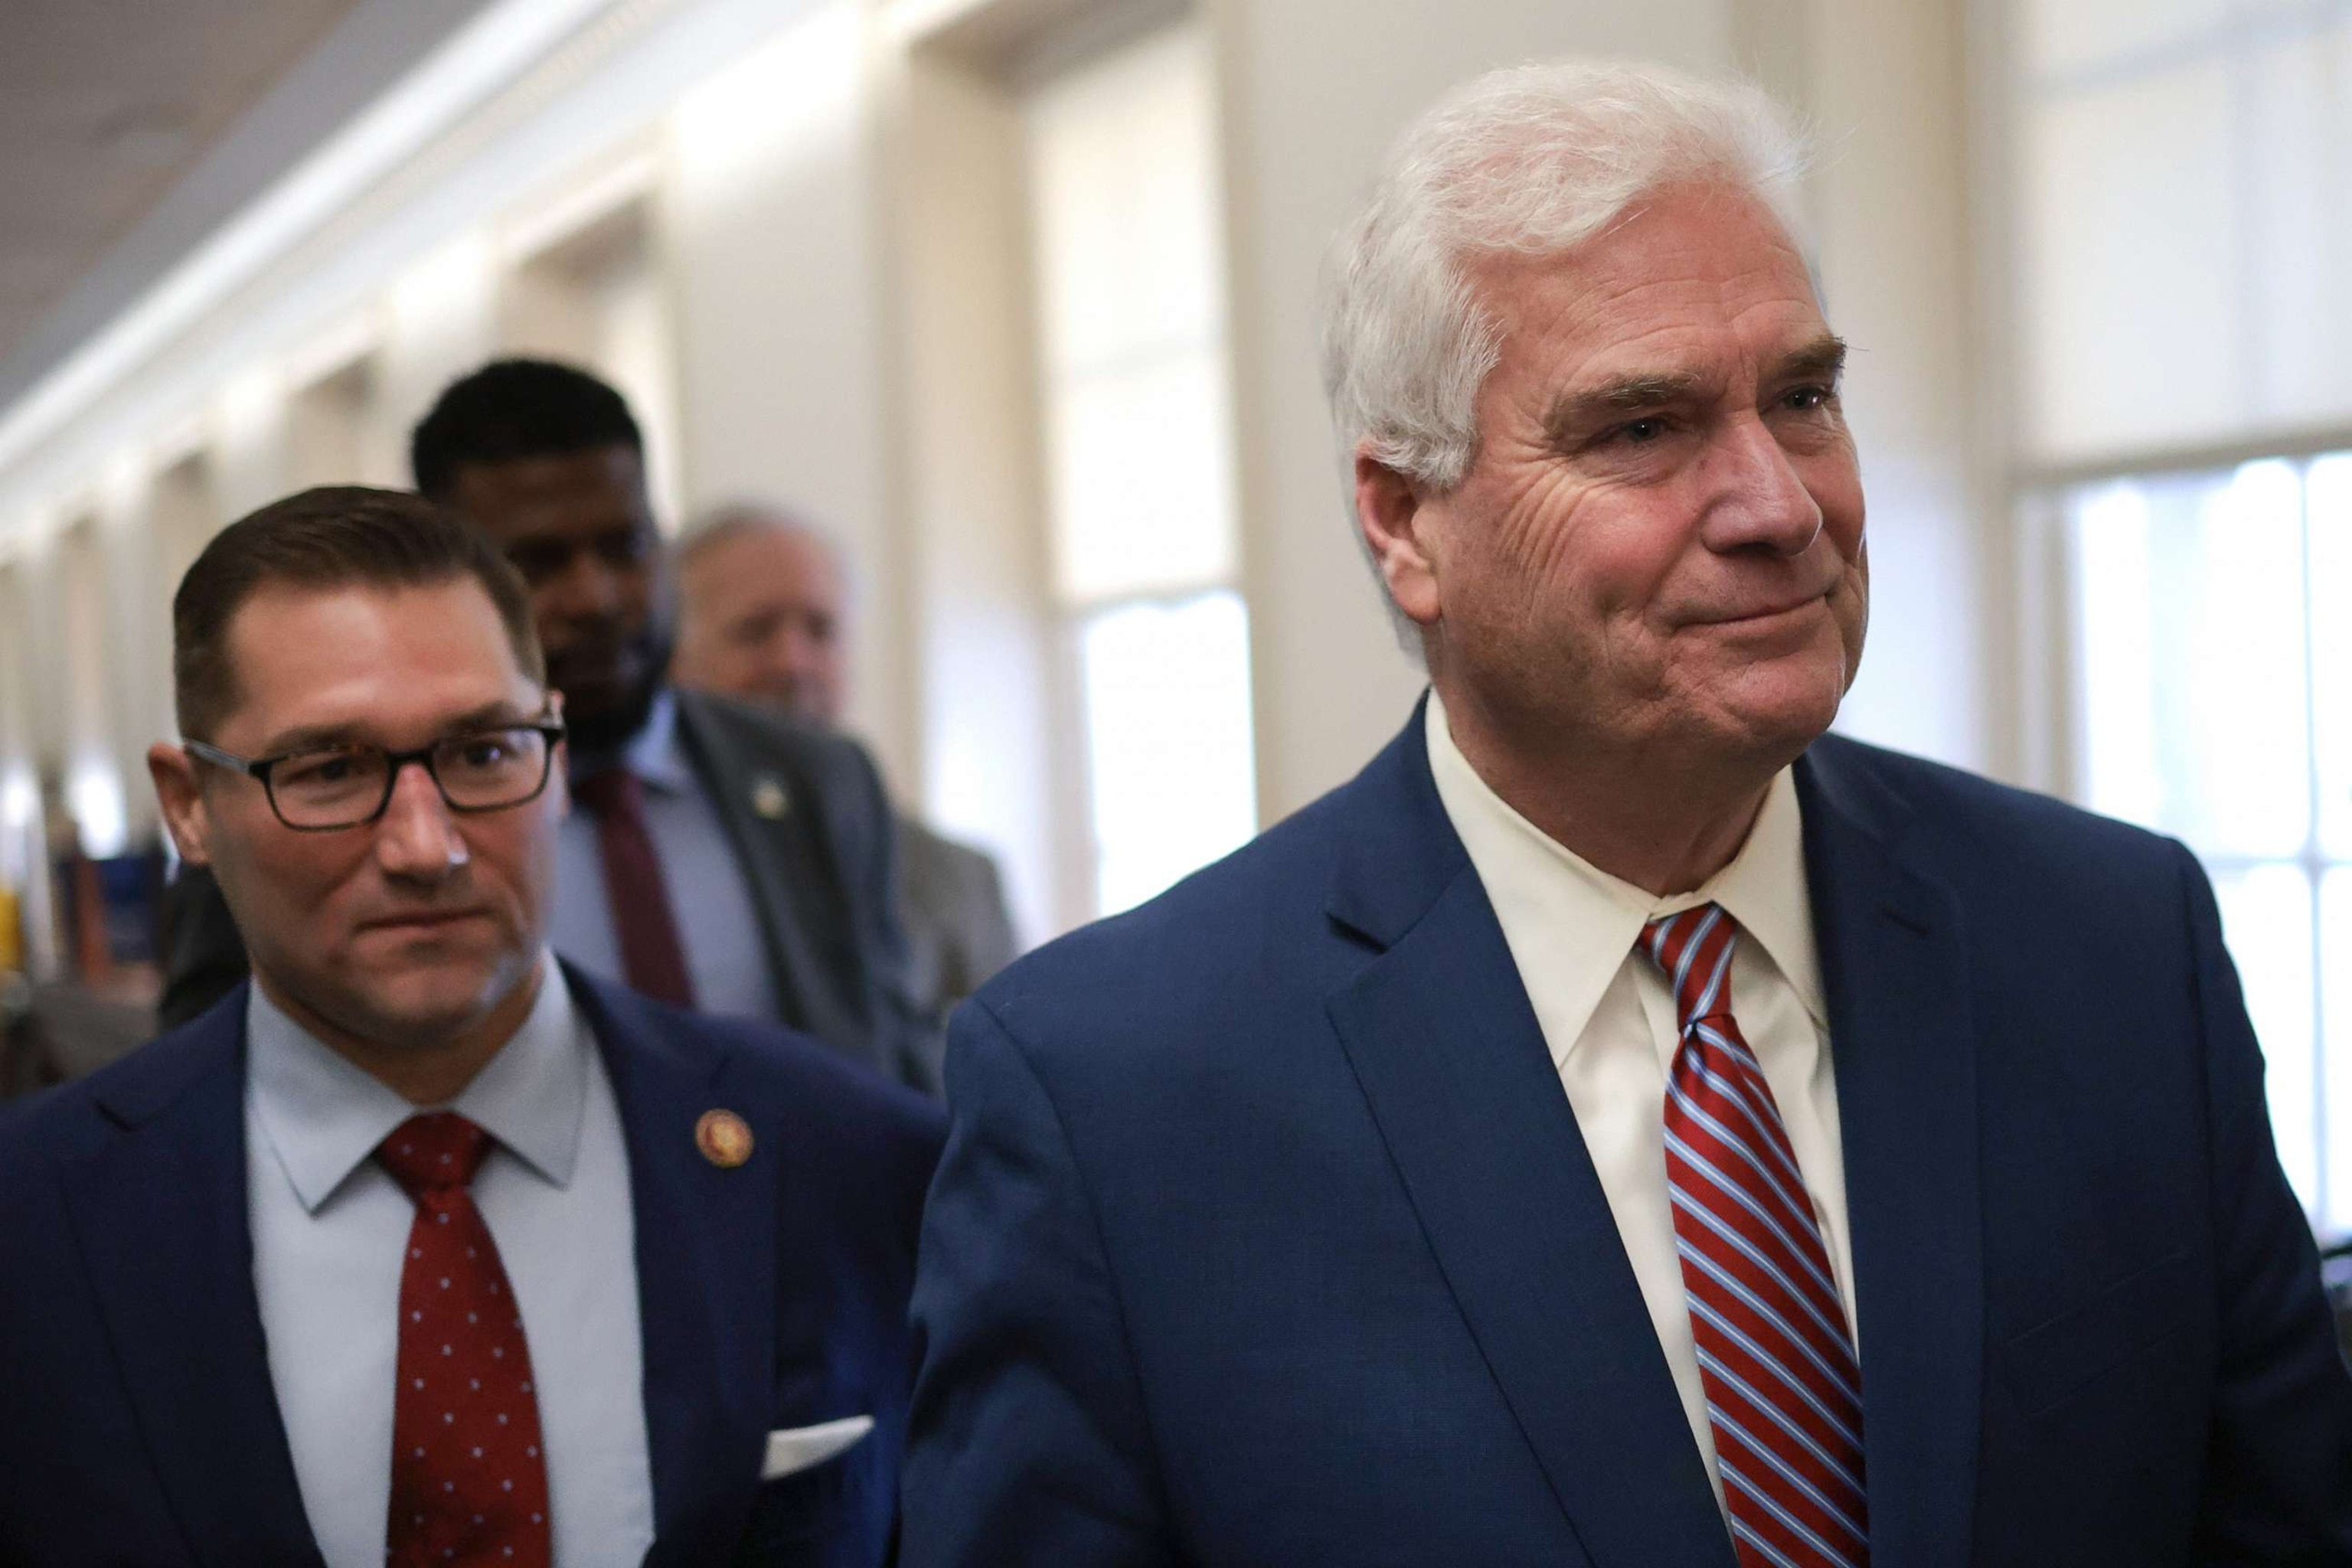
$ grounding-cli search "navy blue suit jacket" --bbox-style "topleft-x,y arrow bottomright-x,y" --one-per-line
0,965 -> 945,1567
903,711 -> 2352,1566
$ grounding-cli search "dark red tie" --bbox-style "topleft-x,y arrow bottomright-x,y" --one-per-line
571,767 -> 697,1008
379,1113 -> 552,1568
1642,906 -> 1867,1568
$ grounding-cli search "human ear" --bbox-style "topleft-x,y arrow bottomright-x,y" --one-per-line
147,743 -> 213,867
1353,446 -> 1443,628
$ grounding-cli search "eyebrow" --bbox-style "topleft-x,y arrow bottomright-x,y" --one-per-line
1543,332 -> 1850,443
1544,371 -> 1708,442
1775,333 -> 1850,387
255,701 -> 542,756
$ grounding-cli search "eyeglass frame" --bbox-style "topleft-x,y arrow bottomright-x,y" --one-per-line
181,714 -> 568,832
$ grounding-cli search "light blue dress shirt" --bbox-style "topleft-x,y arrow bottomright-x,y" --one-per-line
244,959 -> 657,1568
554,688 -> 782,1022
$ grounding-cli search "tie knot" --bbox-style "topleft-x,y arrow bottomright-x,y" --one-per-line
570,766 -> 644,818
377,1112 -> 492,1199
1639,903 -> 1740,1035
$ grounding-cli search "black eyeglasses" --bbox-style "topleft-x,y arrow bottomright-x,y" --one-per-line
185,717 -> 566,831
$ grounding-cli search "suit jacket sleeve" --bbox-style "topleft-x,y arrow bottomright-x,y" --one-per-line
155,867 -> 250,1033
2181,840 -> 2352,1557
900,999 -> 1175,1566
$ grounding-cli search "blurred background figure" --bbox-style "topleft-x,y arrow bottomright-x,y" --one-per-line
673,502 -> 1017,1033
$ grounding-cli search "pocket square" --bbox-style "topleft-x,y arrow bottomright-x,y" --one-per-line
761,1415 -> 874,1481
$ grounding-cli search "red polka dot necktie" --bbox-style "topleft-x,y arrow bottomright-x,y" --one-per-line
377,1112 -> 552,1568
1641,906 -> 1868,1568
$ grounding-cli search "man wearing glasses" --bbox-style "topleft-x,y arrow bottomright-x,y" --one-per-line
0,487 -> 945,1566
161,358 -> 935,1094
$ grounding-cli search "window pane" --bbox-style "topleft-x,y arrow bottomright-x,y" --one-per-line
2013,7 -> 2352,456
1027,23 -> 1223,375
2311,456 -> 2352,859
2070,461 -> 2311,854
2215,864 -> 2320,1216
2242,20 -> 2352,423
1026,18 -> 1236,606
2322,868 -> 2352,1232
1079,591 -> 1256,917
2074,480 -> 2160,826
2017,63 -> 2237,459
1047,347 -> 1237,603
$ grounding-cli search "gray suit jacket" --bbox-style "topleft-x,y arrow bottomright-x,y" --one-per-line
156,687 -> 935,1093
895,817 -> 1016,1034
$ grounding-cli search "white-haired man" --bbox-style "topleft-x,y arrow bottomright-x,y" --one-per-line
899,59 -> 2352,1568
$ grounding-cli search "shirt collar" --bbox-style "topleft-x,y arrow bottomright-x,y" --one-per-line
246,953 -> 592,1214
569,684 -> 693,796
1423,692 -> 1825,1062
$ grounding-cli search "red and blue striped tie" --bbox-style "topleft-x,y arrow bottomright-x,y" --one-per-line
1642,905 -> 1868,1568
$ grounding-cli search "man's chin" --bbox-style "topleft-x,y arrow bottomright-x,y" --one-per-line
332,959 -> 530,1046
559,671 -> 660,750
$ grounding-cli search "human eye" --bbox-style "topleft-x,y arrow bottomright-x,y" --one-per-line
504,541 -> 569,586
1779,383 -> 1838,413
445,730 -> 528,773
277,748 -> 364,787
1590,414 -> 1676,451
272,747 -> 386,815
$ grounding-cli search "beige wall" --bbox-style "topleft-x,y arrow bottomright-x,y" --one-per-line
667,0 -> 917,789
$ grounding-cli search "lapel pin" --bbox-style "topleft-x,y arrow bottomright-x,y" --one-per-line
696,1109 -> 755,1169
751,776 -> 790,821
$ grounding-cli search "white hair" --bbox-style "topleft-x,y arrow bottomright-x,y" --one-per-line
1319,59 -> 1814,498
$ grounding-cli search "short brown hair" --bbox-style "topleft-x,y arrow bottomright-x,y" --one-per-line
173,485 -> 544,740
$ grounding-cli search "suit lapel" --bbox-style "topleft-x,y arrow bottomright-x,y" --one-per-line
571,969 -> 779,1566
62,995 -> 323,1566
672,691 -> 864,1057
1797,744 -> 1984,1567
1322,714 -> 1737,1568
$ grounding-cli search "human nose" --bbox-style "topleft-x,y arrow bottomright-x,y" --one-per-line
374,759 -> 469,880
1698,413 -> 1823,557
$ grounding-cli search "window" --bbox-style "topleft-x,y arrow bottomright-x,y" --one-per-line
1025,18 -> 1256,918
2011,0 -> 2352,464
2062,452 -> 2352,1231
2013,1 -> 2352,1238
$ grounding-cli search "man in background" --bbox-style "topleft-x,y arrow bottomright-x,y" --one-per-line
160,360 -> 936,1093
0,487 -> 942,1566
671,502 -> 1017,1034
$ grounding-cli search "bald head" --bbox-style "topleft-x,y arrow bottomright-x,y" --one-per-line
671,505 -> 849,726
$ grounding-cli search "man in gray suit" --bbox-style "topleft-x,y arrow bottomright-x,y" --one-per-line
671,504 -> 1018,1034
158,361 -> 936,1092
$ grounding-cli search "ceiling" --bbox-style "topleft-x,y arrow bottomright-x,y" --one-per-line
0,0 -> 502,413
0,0 -> 363,367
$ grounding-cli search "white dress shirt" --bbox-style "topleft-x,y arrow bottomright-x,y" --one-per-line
245,957 -> 657,1567
1423,695 -> 1857,1505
